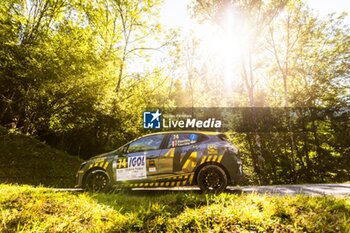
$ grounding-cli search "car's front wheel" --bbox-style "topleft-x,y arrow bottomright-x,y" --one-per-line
85,170 -> 111,193
197,165 -> 228,194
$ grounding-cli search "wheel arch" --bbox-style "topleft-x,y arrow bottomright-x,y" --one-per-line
193,162 -> 232,186
82,167 -> 109,188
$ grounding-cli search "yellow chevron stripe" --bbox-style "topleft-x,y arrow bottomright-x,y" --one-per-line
163,148 -> 175,158
145,183 -> 149,187
169,148 -> 175,157
207,155 -> 212,162
160,182 -> 164,187
171,182 -> 175,186
217,155 -> 223,163
157,175 -> 179,180
182,151 -> 197,169
182,158 -> 191,170
189,174 -> 194,184
192,161 -> 196,167
200,156 -> 206,165
163,150 -> 169,158
103,162 -> 109,170
165,182 -> 170,186
212,156 -> 217,162
155,182 -> 159,186
176,181 -> 181,186
150,183 -> 154,187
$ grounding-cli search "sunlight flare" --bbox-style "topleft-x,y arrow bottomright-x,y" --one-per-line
197,6 -> 249,90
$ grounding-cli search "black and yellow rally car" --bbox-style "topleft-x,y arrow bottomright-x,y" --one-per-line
76,131 -> 244,193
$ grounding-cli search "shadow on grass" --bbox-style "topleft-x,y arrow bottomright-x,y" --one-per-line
87,188 -> 220,215
109,188 -> 202,196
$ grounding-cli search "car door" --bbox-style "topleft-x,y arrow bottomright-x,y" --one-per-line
158,133 -> 200,176
115,134 -> 165,183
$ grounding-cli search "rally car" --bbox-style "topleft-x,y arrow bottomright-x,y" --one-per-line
75,131 -> 244,193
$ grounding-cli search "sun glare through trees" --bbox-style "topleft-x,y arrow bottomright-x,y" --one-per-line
0,0 -> 349,185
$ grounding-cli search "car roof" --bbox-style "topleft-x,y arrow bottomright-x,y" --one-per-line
118,131 -> 226,148
144,131 -> 224,136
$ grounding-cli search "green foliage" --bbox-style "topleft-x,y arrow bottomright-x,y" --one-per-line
226,108 -> 350,185
1,184 -> 350,232
0,0 -> 173,158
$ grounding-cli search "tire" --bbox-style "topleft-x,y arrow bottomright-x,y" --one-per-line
197,165 -> 228,194
85,170 -> 111,193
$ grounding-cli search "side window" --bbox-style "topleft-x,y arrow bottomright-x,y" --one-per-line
128,135 -> 164,153
167,133 -> 199,148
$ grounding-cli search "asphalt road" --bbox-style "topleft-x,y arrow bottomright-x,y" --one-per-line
228,183 -> 350,196
57,183 -> 350,196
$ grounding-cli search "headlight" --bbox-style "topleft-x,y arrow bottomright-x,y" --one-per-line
238,164 -> 243,174
227,145 -> 238,154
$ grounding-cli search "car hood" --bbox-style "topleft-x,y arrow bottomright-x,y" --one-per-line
89,150 -> 118,160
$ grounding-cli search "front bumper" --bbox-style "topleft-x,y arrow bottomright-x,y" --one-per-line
75,170 -> 84,188
230,162 -> 246,185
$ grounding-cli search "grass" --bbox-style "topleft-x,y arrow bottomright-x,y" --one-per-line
1,184 -> 350,232
0,127 -> 82,187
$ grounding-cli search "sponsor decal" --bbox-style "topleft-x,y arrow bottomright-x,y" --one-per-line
116,156 -> 146,181
143,110 -> 161,129
149,167 -> 156,172
208,144 -> 218,155
143,110 -> 222,129
163,118 -> 222,128
129,156 -> 145,167
189,134 -> 197,141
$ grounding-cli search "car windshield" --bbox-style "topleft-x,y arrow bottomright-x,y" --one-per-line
128,134 -> 164,153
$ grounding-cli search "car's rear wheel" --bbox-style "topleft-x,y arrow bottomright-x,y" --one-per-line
197,165 -> 227,194
85,170 -> 111,193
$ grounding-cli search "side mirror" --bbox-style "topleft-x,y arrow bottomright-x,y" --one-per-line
122,146 -> 129,154
115,146 -> 128,156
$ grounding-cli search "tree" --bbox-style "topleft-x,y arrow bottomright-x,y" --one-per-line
189,0 -> 349,184
0,0 -> 173,157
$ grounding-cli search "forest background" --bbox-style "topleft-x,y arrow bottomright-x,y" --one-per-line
0,0 -> 349,185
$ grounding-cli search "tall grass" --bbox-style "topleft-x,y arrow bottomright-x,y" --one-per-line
1,184 -> 350,232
